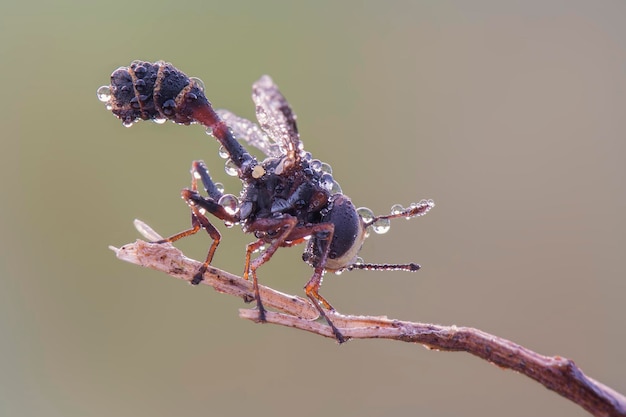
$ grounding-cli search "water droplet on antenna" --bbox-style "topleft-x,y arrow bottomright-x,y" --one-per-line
372,217 -> 391,234
391,204 -> 404,215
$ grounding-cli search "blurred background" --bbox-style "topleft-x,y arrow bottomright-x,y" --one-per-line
1,1 -> 625,416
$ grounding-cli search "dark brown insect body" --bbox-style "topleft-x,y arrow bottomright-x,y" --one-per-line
98,60 -> 434,342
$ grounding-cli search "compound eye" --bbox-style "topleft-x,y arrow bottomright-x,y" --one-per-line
321,195 -> 366,271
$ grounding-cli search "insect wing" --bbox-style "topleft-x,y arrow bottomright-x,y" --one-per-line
216,109 -> 282,158
252,76 -> 302,159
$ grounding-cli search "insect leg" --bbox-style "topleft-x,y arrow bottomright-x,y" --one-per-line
155,160 -> 238,285
244,216 -> 298,322
298,223 -> 348,343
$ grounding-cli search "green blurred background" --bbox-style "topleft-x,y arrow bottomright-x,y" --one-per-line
2,1 -> 625,416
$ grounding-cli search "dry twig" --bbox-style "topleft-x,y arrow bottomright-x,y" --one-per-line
110,220 -> 626,417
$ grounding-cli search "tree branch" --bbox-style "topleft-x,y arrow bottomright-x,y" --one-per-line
110,220 -> 626,417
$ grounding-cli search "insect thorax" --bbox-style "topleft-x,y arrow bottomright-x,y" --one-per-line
240,156 -> 332,233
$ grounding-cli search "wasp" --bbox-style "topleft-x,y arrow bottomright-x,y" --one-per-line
98,61 -> 434,342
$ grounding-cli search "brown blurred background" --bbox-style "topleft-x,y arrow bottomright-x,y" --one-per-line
1,1 -> 625,416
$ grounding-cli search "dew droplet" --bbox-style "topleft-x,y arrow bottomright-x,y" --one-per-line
218,194 -> 239,215
310,159 -> 322,171
334,269 -> 343,275
190,77 -> 205,92
122,119 -> 134,128
134,78 -> 146,92
391,204 -> 404,215
372,217 -> 391,234
330,180 -> 342,194
133,64 -> 147,78
355,257 -> 364,264
320,162 -> 332,174
224,159 -> 238,176
153,117 -> 167,124
161,99 -> 176,116
129,96 -> 140,109
320,173 -> 335,191
205,127 -> 214,137
214,182 -> 225,194
96,85 -> 111,102
217,145 -> 229,159
357,207 -> 375,224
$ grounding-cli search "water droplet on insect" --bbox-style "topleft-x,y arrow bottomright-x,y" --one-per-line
96,85 -> 111,102
129,96 -> 140,109
218,194 -> 239,215
133,64 -> 147,78
162,99 -> 176,116
122,119 -> 134,128
190,77 -> 205,92
334,269 -> 343,275
357,207 -> 375,223
391,204 -> 404,215
331,180 -> 342,194
215,182 -> 224,194
153,117 -> 167,124
205,127 -> 214,137
355,257 -> 364,264
320,162 -> 332,174
217,145 -> 229,159
372,217 -> 391,234
310,159 -> 322,171
134,78 -> 146,92
320,174 -> 335,192
224,159 -> 238,176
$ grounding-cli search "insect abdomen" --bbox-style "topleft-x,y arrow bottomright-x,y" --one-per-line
108,60 -> 207,126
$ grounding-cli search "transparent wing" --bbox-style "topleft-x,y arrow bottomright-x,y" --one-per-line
252,76 -> 302,160
216,109 -> 282,158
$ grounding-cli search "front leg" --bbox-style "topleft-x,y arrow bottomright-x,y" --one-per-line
155,160 -> 239,285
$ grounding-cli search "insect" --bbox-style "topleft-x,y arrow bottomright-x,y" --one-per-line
97,60 -> 434,342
